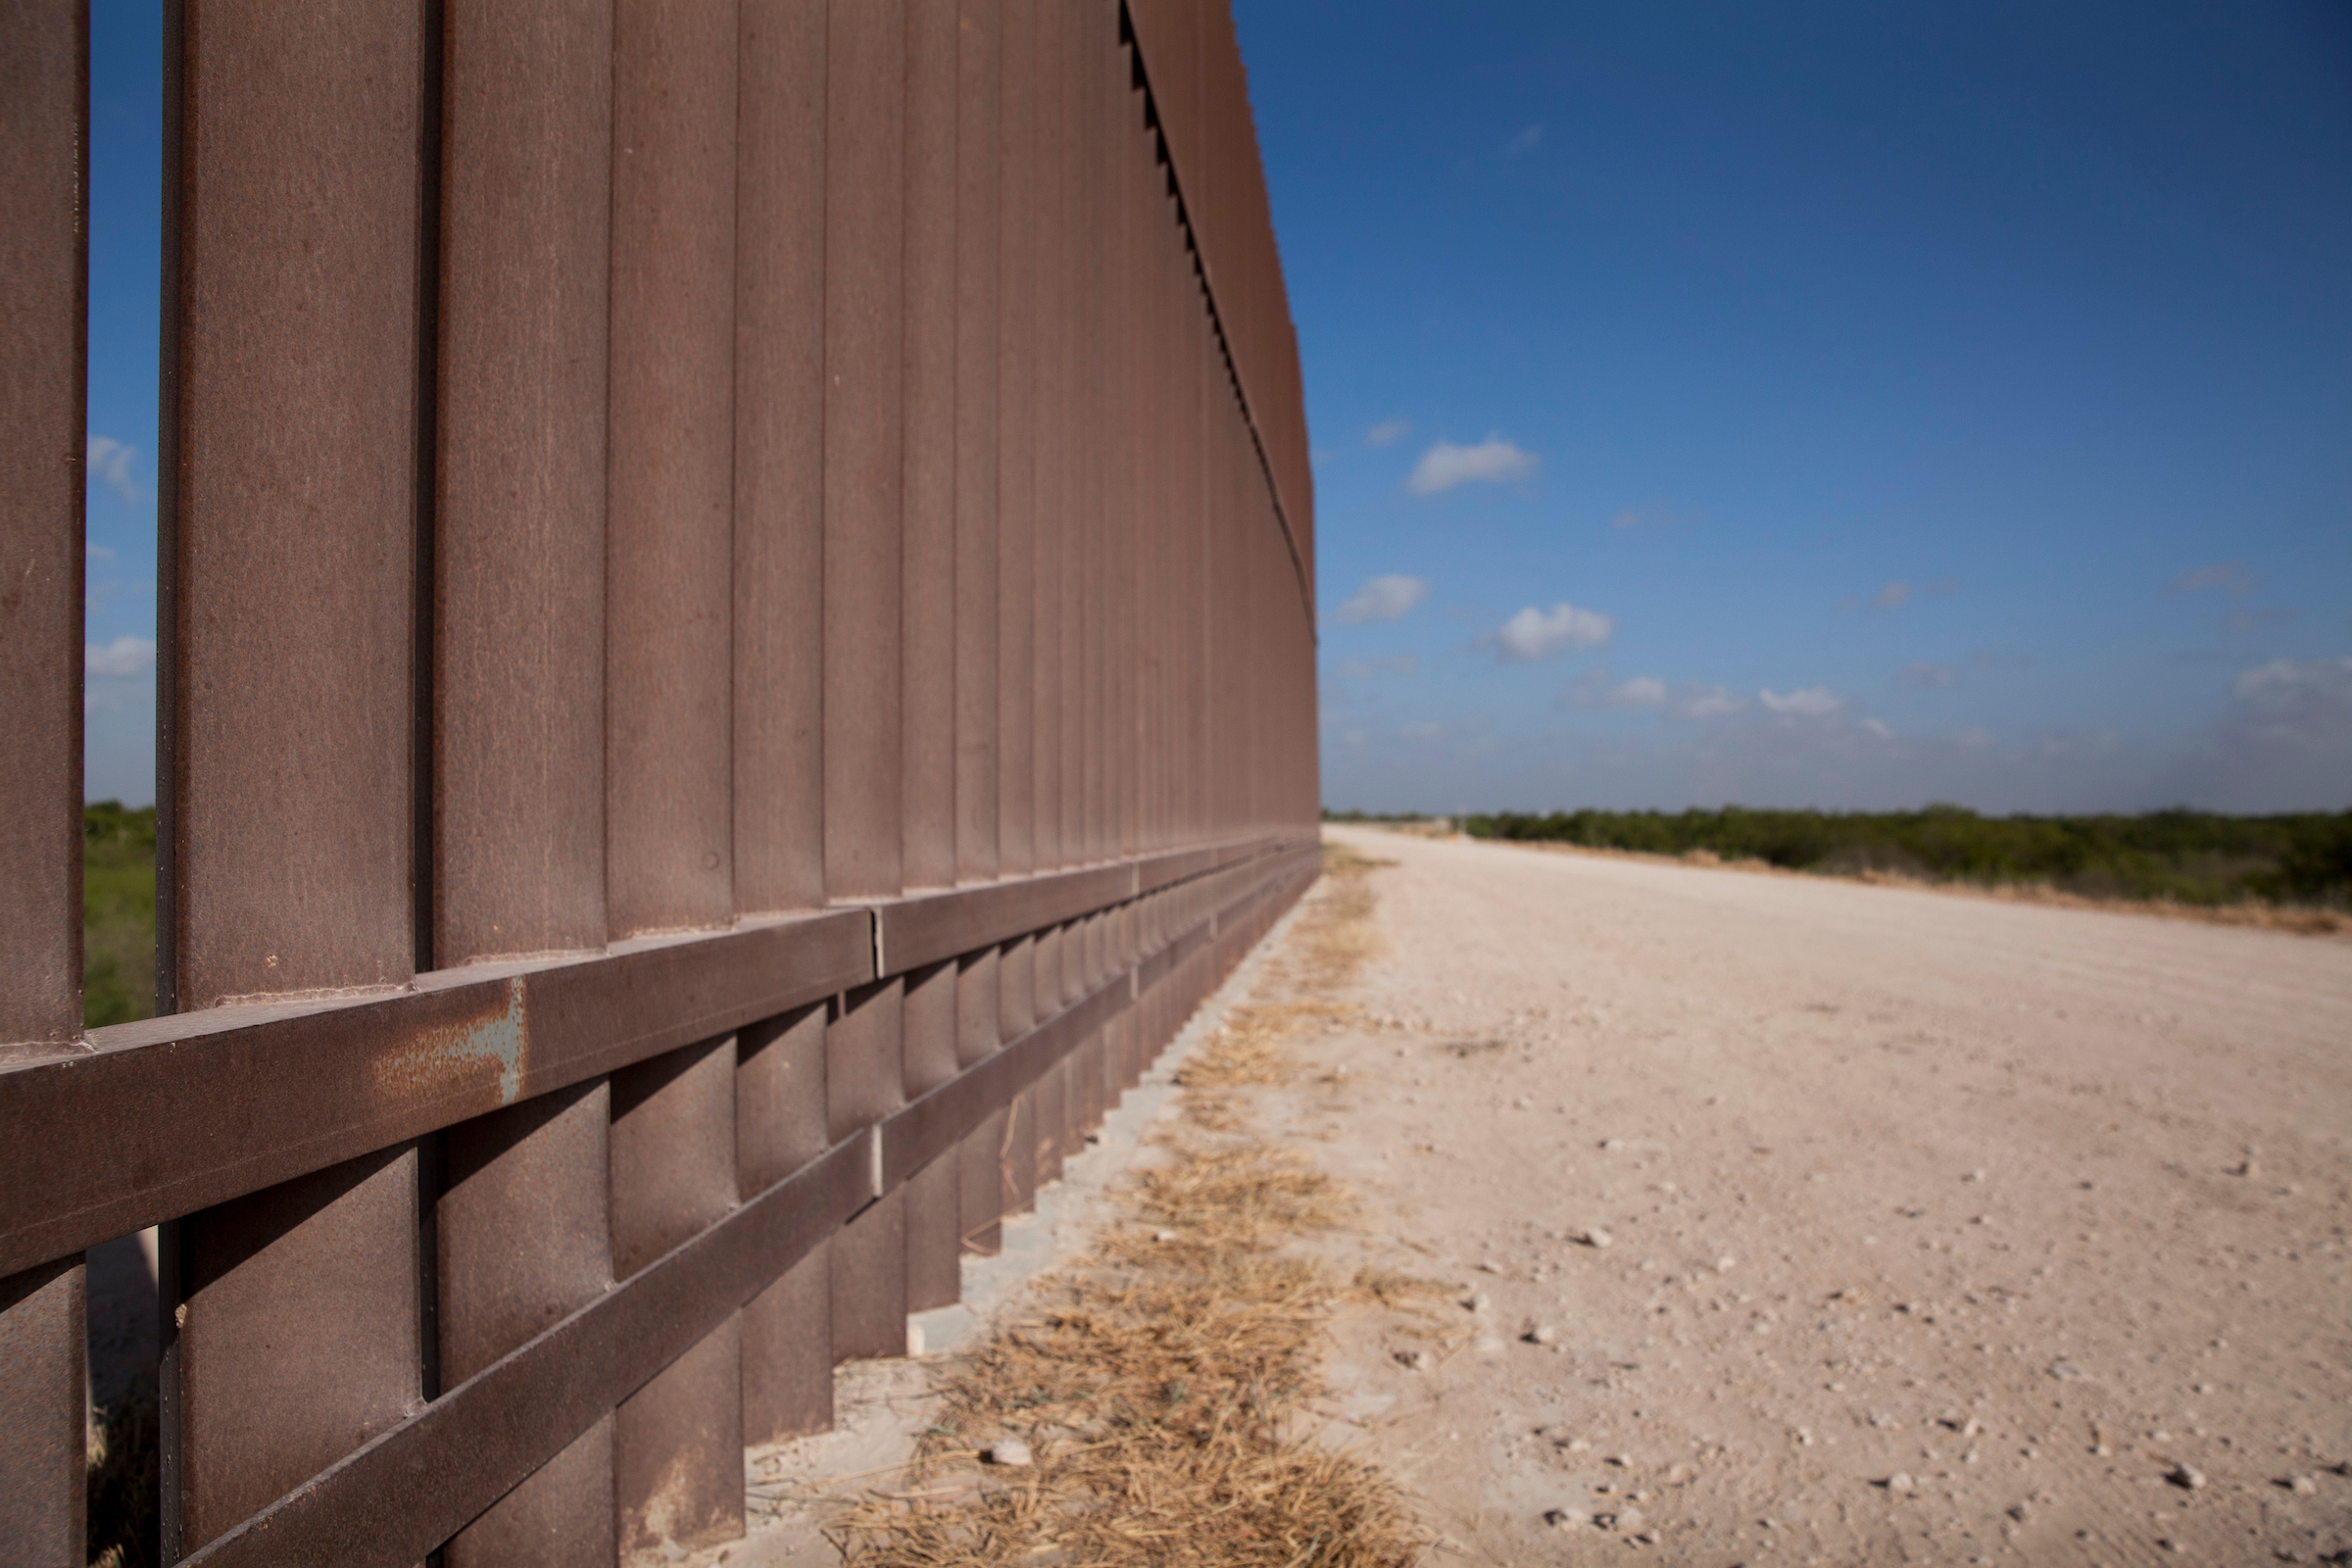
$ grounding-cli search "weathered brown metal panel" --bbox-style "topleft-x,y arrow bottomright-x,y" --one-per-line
903,0 -> 958,893
614,1312 -> 743,1565
438,1083 -> 612,1386
742,1239 -> 831,1443
733,0 -> 828,916
995,0 -> 1035,878
736,1000 -> 829,1442
901,956 -> 959,1307
449,1415 -> 614,1568
175,1148 -> 421,1553
904,1155 -> 960,1312
0,8 -> 86,1546
823,0 -> 906,901
610,1034 -> 739,1562
165,8 -> 430,1549
957,1111 -> 1005,1255
168,0 -> 421,1006
0,0 -> 84,1058
606,0 -> 738,937
831,1187 -> 906,1362
955,0 -> 1002,887
610,1037 -> 737,1284
434,0 -> 612,964
827,978 -> 906,1147
438,1082 -> 613,1568
1031,0 -> 1064,877
0,1257 -> 84,1565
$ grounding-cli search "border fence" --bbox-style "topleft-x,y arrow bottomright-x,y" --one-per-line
0,1 -> 1320,1561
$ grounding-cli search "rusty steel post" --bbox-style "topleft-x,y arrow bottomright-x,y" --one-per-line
902,959 -> 961,1310
828,980 -> 906,1361
611,1037 -> 742,1561
159,2 -> 429,1554
735,0 -> 829,918
903,0 -> 957,897
995,0 -> 1034,882
431,4 -> 618,1552
956,947 -> 1005,1254
822,0 -> 906,904
438,1086 -> 615,1567
738,1004 -> 832,1443
0,4 -> 87,1551
606,0 -> 738,941
954,0 -> 1002,891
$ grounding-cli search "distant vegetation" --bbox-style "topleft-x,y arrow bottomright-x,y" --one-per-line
83,801 -> 156,1028
1321,808 -> 1436,825
1422,805 -> 2352,910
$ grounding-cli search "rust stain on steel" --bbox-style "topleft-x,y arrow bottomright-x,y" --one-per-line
368,976 -> 529,1108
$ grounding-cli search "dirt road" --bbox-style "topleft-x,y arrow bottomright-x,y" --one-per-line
1296,826 -> 2352,1565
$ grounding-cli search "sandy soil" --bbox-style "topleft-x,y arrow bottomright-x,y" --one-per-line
1287,825 -> 2352,1565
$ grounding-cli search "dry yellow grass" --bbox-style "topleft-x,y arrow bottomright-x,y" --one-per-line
836,853 -> 1417,1568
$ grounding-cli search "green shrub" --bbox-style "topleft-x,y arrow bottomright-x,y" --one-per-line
82,802 -> 156,1028
1461,805 -> 2350,909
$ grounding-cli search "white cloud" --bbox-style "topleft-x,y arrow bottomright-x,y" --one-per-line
1862,717 -> 1894,739
88,543 -> 118,562
1672,684 -> 1745,719
1506,123 -> 1544,153
1333,655 -> 1419,679
1562,670 -> 1746,718
1333,574 -> 1429,624
1406,436 -> 1538,495
1870,580 -> 1910,611
1365,418 -> 1410,448
1490,601 -> 1613,662
86,436 -> 139,505
1759,686 -> 1844,717
2168,561 -> 2257,595
1896,662 -> 1960,689
85,635 -> 156,679
2230,656 -> 2352,717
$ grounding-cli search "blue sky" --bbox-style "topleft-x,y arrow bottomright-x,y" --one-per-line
76,4 -> 2352,813
82,0 -> 164,806
1238,0 -> 2352,814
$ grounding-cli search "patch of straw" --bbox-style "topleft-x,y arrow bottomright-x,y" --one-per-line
837,858 -> 1417,1568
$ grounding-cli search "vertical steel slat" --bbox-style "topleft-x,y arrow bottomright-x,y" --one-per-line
174,1149 -> 422,1554
1056,0 -> 1086,872
0,1259 -> 84,1565
0,5 -> 87,1548
607,3 -> 743,1557
162,4 -> 428,1552
956,947 -> 1004,1255
438,1085 -> 615,1567
1030,0 -> 1062,877
953,0 -> 1002,887
902,0 -> 956,894
432,9 -> 618,1548
433,130 -> 614,947
822,0 -> 906,902
610,1037 -> 742,1561
828,979 -> 906,1360
822,0 -> 909,1378
1076,0 -> 1103,869
737,1005 -> 832,1442
901,959 -> 960,1311
606,0 -> 738,939
0,0 -> 83,1058
734,0 -> 829,917
994,0 -> 1033,880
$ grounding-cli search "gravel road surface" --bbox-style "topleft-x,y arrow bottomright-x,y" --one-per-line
1298,826 -> 2352,1565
